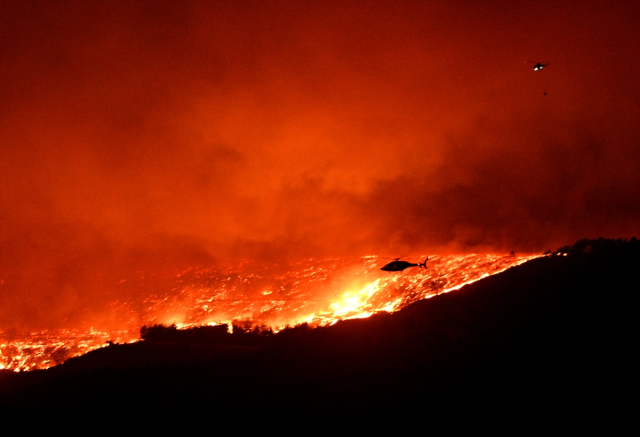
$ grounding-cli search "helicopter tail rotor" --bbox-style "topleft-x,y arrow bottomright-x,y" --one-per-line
419,257 -> 429,269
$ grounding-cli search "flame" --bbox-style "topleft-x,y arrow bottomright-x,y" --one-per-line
0,253 -> 540,371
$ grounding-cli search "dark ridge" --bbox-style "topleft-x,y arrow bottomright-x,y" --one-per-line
0,237 -> 636,423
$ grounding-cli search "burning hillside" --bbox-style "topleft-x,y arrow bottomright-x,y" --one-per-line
0,253 -> 538,371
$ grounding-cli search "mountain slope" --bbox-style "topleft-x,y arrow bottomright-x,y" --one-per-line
0,238 -> 636,422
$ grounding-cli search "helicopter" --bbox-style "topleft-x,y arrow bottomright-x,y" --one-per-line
525,61 -> 549,71
381,257 -> 429,272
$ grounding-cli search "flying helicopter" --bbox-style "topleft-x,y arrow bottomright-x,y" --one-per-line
381,257 -> 429,272
525,61 -> 549,71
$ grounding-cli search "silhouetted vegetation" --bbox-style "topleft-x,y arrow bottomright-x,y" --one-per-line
0,238 -> 636,423
139,322 -> 273,346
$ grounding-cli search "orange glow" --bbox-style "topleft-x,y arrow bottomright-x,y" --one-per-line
0,253 -> 539,371
1,1 -> 637,373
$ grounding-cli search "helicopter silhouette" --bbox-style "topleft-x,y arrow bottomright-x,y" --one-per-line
381,257 -> 429,272
525,61 -> 549,71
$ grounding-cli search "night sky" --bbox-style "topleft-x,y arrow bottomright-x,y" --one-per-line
1,0 -> 639,328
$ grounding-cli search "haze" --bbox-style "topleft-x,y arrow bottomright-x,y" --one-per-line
1,0 -> 639,329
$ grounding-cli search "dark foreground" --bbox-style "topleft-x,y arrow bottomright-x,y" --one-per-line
0,238 -> 636,423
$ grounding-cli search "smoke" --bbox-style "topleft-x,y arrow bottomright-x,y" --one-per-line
1,0 -> 639,329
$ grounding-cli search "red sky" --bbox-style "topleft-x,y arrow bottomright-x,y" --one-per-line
1,0 -> 639,328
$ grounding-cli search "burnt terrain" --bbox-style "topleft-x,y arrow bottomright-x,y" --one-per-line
0,238 -> 637,422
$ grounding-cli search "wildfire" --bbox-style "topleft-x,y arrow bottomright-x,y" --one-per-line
0,253 -> 539,371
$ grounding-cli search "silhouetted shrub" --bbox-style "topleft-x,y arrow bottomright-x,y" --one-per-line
140,323 -> 178,342
138,322 -> 274,346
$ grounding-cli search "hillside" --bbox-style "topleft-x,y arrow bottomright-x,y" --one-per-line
0,238 -> 636,422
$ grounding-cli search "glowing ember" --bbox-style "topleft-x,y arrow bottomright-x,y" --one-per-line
0,253 -> 539,371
